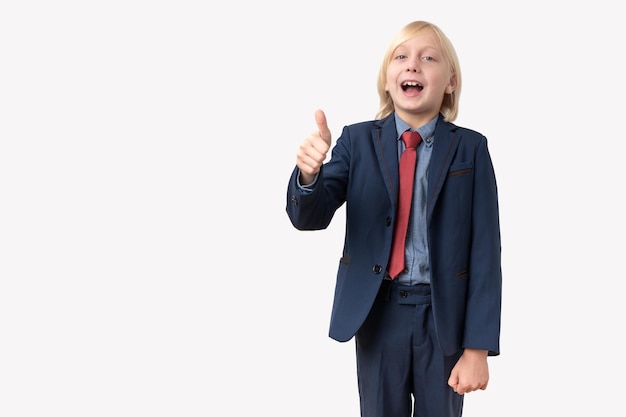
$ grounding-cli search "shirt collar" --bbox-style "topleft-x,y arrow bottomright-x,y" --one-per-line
394,112 -> 439,147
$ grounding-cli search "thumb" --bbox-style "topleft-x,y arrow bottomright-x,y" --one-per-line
448,370 -> 459,391
314,108 -> 332,146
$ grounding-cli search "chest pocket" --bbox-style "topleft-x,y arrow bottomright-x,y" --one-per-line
447,161 -> 473,178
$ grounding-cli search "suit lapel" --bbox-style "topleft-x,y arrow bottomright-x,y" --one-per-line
372,116 -> 400,210
427,119 -> 460,222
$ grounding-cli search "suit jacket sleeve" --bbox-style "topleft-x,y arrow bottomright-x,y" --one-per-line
453,135 -> 502,355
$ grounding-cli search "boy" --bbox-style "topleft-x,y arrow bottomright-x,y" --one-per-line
286,20 -> 502,417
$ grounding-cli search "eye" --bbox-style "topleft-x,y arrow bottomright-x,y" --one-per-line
395,54 -> 407,60
422,56 -> 435,62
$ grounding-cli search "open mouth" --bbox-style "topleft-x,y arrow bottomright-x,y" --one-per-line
402,81 -> 423,92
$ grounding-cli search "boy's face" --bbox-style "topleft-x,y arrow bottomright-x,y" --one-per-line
385,30 -> 456,127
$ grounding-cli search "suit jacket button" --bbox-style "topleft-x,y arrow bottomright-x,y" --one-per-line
372,265 -> 383,274
290,195 -> 298,206
385,216 -> 391,226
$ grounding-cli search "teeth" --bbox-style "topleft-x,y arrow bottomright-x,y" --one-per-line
403,81 -> 421,87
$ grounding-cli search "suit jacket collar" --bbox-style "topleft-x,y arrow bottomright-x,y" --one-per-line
371,113 -> 461,223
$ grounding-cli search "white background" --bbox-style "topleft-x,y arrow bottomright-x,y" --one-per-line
1,1 -> 625,416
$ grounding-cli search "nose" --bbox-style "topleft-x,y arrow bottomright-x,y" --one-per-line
406,58 -> 420,73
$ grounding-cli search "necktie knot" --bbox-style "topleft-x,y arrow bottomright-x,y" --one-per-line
402,131 -> 422,149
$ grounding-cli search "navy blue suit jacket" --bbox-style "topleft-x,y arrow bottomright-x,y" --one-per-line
286,114 -> 502,356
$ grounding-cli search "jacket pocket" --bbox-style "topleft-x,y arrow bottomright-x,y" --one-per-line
447,161 -> 473,178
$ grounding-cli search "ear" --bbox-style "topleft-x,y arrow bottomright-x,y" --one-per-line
445,74 -> 457,94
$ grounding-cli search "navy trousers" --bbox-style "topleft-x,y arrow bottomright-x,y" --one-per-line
355,280 -> 463,417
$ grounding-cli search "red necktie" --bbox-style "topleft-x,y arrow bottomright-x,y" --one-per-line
388,131 -> 422,279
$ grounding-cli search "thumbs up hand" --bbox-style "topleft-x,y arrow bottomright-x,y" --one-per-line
296,109 -> 332,185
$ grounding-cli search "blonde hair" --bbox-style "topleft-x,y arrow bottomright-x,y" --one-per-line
375,21 -> 462,122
